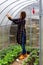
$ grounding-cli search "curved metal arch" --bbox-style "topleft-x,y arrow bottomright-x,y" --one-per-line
6,1 -> 37,25
0,0 -> 19,14
0,0 -> 28,25
0,0 -> 8,5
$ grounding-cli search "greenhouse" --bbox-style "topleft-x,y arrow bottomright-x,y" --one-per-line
0,0 -> 43,65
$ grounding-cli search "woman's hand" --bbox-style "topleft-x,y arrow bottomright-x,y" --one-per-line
6,13 -> 12,19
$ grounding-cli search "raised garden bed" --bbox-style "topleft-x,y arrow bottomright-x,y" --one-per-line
0,44 -> 22,65
0,44 -> 39,65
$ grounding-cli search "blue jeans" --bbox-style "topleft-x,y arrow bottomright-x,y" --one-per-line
21,32 -> 26,54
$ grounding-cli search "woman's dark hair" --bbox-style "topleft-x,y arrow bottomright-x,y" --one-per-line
21,11 -> 26,19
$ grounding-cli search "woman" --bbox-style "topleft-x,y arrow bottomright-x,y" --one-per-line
6,11 -> 27,60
